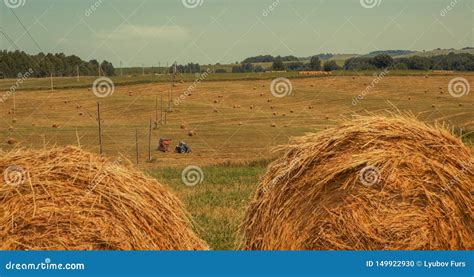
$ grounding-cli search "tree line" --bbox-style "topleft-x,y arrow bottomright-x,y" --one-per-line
0,50 -> 115,78
344,53 -> 474,71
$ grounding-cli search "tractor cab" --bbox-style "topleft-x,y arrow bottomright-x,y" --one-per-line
175,141 -> 192,154
157,138 -> 171,152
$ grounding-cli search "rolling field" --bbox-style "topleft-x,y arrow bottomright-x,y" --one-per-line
1,74 -> 473,249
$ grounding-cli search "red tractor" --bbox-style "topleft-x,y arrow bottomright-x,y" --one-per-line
157,138 -> 171,152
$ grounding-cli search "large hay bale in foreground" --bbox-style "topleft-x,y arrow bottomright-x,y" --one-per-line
0,147 -> 207,250
240,115 -> 473,250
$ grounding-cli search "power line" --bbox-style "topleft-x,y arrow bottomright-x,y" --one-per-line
0,28 -> 21,50
10,8 -> 43,52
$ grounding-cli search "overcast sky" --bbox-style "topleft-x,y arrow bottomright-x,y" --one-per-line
1,0 -> 472,66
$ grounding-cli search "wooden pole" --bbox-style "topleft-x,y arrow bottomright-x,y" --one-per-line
148,119 -> 152,162
97,102 -> 103,154
12,92 -> 15,114
50,73 -> 53,92
75,128 -> 81,147
76,65 -> 79,82
135,129 -> 139,164
154,95 -> 158,128
160,94 -> 163,125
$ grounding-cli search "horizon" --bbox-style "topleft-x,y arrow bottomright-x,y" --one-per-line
1,0 -> 472,67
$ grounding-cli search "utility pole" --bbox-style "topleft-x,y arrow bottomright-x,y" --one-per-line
120,61 -> 123,76
50,73 -> 54,91
148,119 -> 152,162
97,102 -> 103,154
160,94 -> 163,125
135,129 -> 139,164
76,65 -> 80,82
154,95 -> 158,129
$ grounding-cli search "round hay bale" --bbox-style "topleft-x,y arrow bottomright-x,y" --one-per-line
270,123 -> 277,128
12,118 -> 17,123
188,131 -> 195,137
0,147 -> 207,250
213,100 -> 218,104
6,138 -> 17,145
180,124 -> 186,129
240,115 -> 473,250
52,124 -> 59,129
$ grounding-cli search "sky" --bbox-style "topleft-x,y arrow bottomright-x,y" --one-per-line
0,0 -> 472,67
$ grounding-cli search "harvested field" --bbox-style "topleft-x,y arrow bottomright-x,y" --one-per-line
1,75 -> 473,167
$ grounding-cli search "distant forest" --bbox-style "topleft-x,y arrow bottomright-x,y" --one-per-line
0,50 -> 115,78
1,50 -> 473,79
344,53 -> 474,71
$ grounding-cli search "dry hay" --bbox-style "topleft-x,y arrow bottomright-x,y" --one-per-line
240,115 -> 473,250
0,147 -> 207,250
6,138 -> 17,145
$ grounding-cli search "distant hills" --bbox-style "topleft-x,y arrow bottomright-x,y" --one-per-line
241,48 -> 474,65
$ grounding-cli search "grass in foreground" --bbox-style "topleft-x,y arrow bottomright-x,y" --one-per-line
147,163 -> 267,250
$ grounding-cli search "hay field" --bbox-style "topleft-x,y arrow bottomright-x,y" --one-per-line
1,74 -> 473,167
1,74 -> 473,249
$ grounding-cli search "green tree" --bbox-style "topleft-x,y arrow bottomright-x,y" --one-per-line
272,57 -> 285,71
323,60 -> 341,71
308,56 -> 321,71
